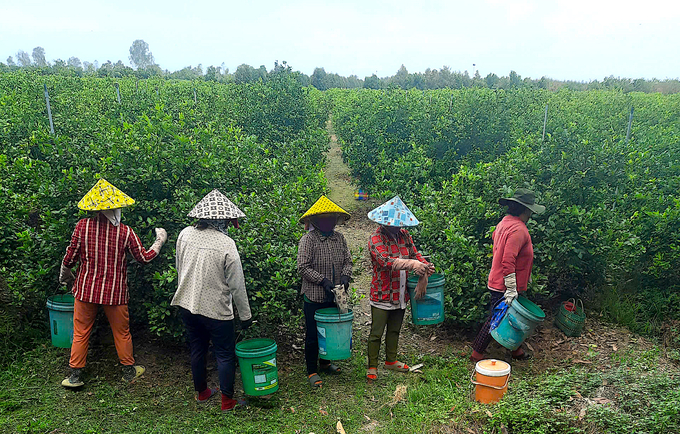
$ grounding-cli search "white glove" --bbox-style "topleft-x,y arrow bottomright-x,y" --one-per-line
503,273 -> 518,305
150,228 -> 168,253
59,263 -> 75,286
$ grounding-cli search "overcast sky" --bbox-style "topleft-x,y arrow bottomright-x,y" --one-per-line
2,0 -> 679,81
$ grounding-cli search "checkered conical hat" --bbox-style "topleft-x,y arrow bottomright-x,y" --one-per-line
78,179 -> 135,211
188,189 -> 246,220
299,195 -> 351,223
367,195 -> 419,227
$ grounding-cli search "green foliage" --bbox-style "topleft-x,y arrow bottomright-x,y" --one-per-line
0,71 -> 331,343
331,88 -> 680,328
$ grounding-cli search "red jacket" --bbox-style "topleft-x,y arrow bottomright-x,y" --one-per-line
368,227 -> 426,304
487,215 -> 534,293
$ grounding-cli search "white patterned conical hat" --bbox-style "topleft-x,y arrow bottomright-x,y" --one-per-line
367,195 -> 419,227
188,189 -> 246,220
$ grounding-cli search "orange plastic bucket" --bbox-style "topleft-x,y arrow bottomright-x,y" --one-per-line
471,359 -> 511,404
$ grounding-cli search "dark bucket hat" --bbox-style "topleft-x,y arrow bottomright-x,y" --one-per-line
499,188 -> 545,214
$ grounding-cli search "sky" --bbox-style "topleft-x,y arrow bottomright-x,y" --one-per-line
1,0 -> 679,81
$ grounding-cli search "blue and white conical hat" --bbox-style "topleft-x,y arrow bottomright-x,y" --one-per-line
367,196 -> 419,227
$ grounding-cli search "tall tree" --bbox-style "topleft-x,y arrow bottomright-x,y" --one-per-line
311,67 -> 327,90
6,56 -> 15,67
32,47 -> 47,66
16,50 -> 31,67
128,39 -> 155,70
67,57 -> 82,69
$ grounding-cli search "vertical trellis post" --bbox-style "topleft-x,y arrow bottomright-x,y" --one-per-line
449,94 -> 453,111
626,106 -> 634,144
542,104 -> 548,141
44,84 -> 54,135
136,79 -> 139,94
115,82 -> 121,104
193,88 -> 197,103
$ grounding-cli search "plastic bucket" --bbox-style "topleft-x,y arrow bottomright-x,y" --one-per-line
46,294 -> 75,348
490,296 -> 545,351
314,308 -> 354,360
235,338 -> 279,396
407,273 -> 445,325
471,359 -> 511,404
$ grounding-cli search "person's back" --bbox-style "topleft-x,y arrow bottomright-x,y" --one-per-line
173,225 -> 245,321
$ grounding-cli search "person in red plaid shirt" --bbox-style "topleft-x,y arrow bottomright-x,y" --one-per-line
366,196 -> 434,381
58,179 -> 167,388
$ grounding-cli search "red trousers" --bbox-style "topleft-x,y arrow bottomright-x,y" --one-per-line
69,299 -> 135,368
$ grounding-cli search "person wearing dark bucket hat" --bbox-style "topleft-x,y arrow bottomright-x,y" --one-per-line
470,188 -> 545,363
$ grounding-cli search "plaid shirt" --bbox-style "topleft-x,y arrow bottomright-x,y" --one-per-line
368,226 -> 426,304
297,229 -> 352,303
62,214 -> 158,305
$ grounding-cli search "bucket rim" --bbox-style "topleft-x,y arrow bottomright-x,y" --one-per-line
475,359 -> 511,377
235,338 -> 277,357
314,308 -> 354,323
407,273 -> 445,285
513,296 -> 546,320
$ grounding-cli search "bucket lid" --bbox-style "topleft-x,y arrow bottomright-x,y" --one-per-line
475,359 -> 511,377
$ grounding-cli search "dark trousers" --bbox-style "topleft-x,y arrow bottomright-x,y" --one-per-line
181,308 -> 236,398
471,290 -> 505,354
304,299 -> 336,375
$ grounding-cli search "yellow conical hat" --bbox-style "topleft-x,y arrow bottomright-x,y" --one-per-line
299,195 -> 350,223
78,179 -> 135,211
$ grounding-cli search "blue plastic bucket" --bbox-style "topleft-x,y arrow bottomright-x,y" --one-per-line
314,308 -> 353,360
490,296 -> 545,351
407,273 -> 445,325
46,293 -> 75,348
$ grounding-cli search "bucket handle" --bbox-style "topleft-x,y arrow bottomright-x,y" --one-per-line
470,370 -> 511,390
508,313 -> 531,331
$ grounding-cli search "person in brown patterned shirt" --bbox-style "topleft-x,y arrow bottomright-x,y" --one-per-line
296,196 -> 352,388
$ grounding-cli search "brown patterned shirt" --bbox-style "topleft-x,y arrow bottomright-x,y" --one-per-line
297,229 -> 353,303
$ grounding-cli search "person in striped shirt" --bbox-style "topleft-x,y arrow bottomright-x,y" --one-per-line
58,179 -> 167,388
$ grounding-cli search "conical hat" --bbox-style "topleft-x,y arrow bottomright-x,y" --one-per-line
188,189 -> 246,220
78,179 -> 135,211
299,195 -> 350,223
367,195 -> 419,227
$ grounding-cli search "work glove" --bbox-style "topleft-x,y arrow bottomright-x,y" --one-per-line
340,275 -> 351,291
150,228 -> 168,253
392,258 -> 430,276
414,274 -> 428,300
320,278 -> 335,296
59,263 -> 75,286
503,273 -> 518,305
240,317 -> 253,330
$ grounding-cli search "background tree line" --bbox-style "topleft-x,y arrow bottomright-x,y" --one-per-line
3,41 -> 680,94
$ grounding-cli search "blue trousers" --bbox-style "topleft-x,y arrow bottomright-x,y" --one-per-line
181,308 -> 236,398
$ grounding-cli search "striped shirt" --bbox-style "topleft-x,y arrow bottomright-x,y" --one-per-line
297,229 -> 353,303
368,227 -> 426,305
62,214 -> 158,305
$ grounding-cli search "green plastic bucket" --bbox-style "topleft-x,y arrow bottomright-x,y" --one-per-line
46,293 -> 75,348
235,338 -> 279,396
407,273 -> 445,325
490,296 -> 545,351
314,308 -> 354,360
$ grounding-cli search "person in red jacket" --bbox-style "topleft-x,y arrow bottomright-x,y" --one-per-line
471,189 -> 545,362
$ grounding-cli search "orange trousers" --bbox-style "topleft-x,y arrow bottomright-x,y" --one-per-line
69,299 -> 135,369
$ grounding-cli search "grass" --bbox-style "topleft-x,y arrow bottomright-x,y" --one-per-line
1,327 -> 679,434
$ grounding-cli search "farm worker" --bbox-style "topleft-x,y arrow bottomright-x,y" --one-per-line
297,195 -> 352,388
470,188 -> 545,362
171,189 -> 252,411
366,196 -> 434,381
59,179 -> 167,388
